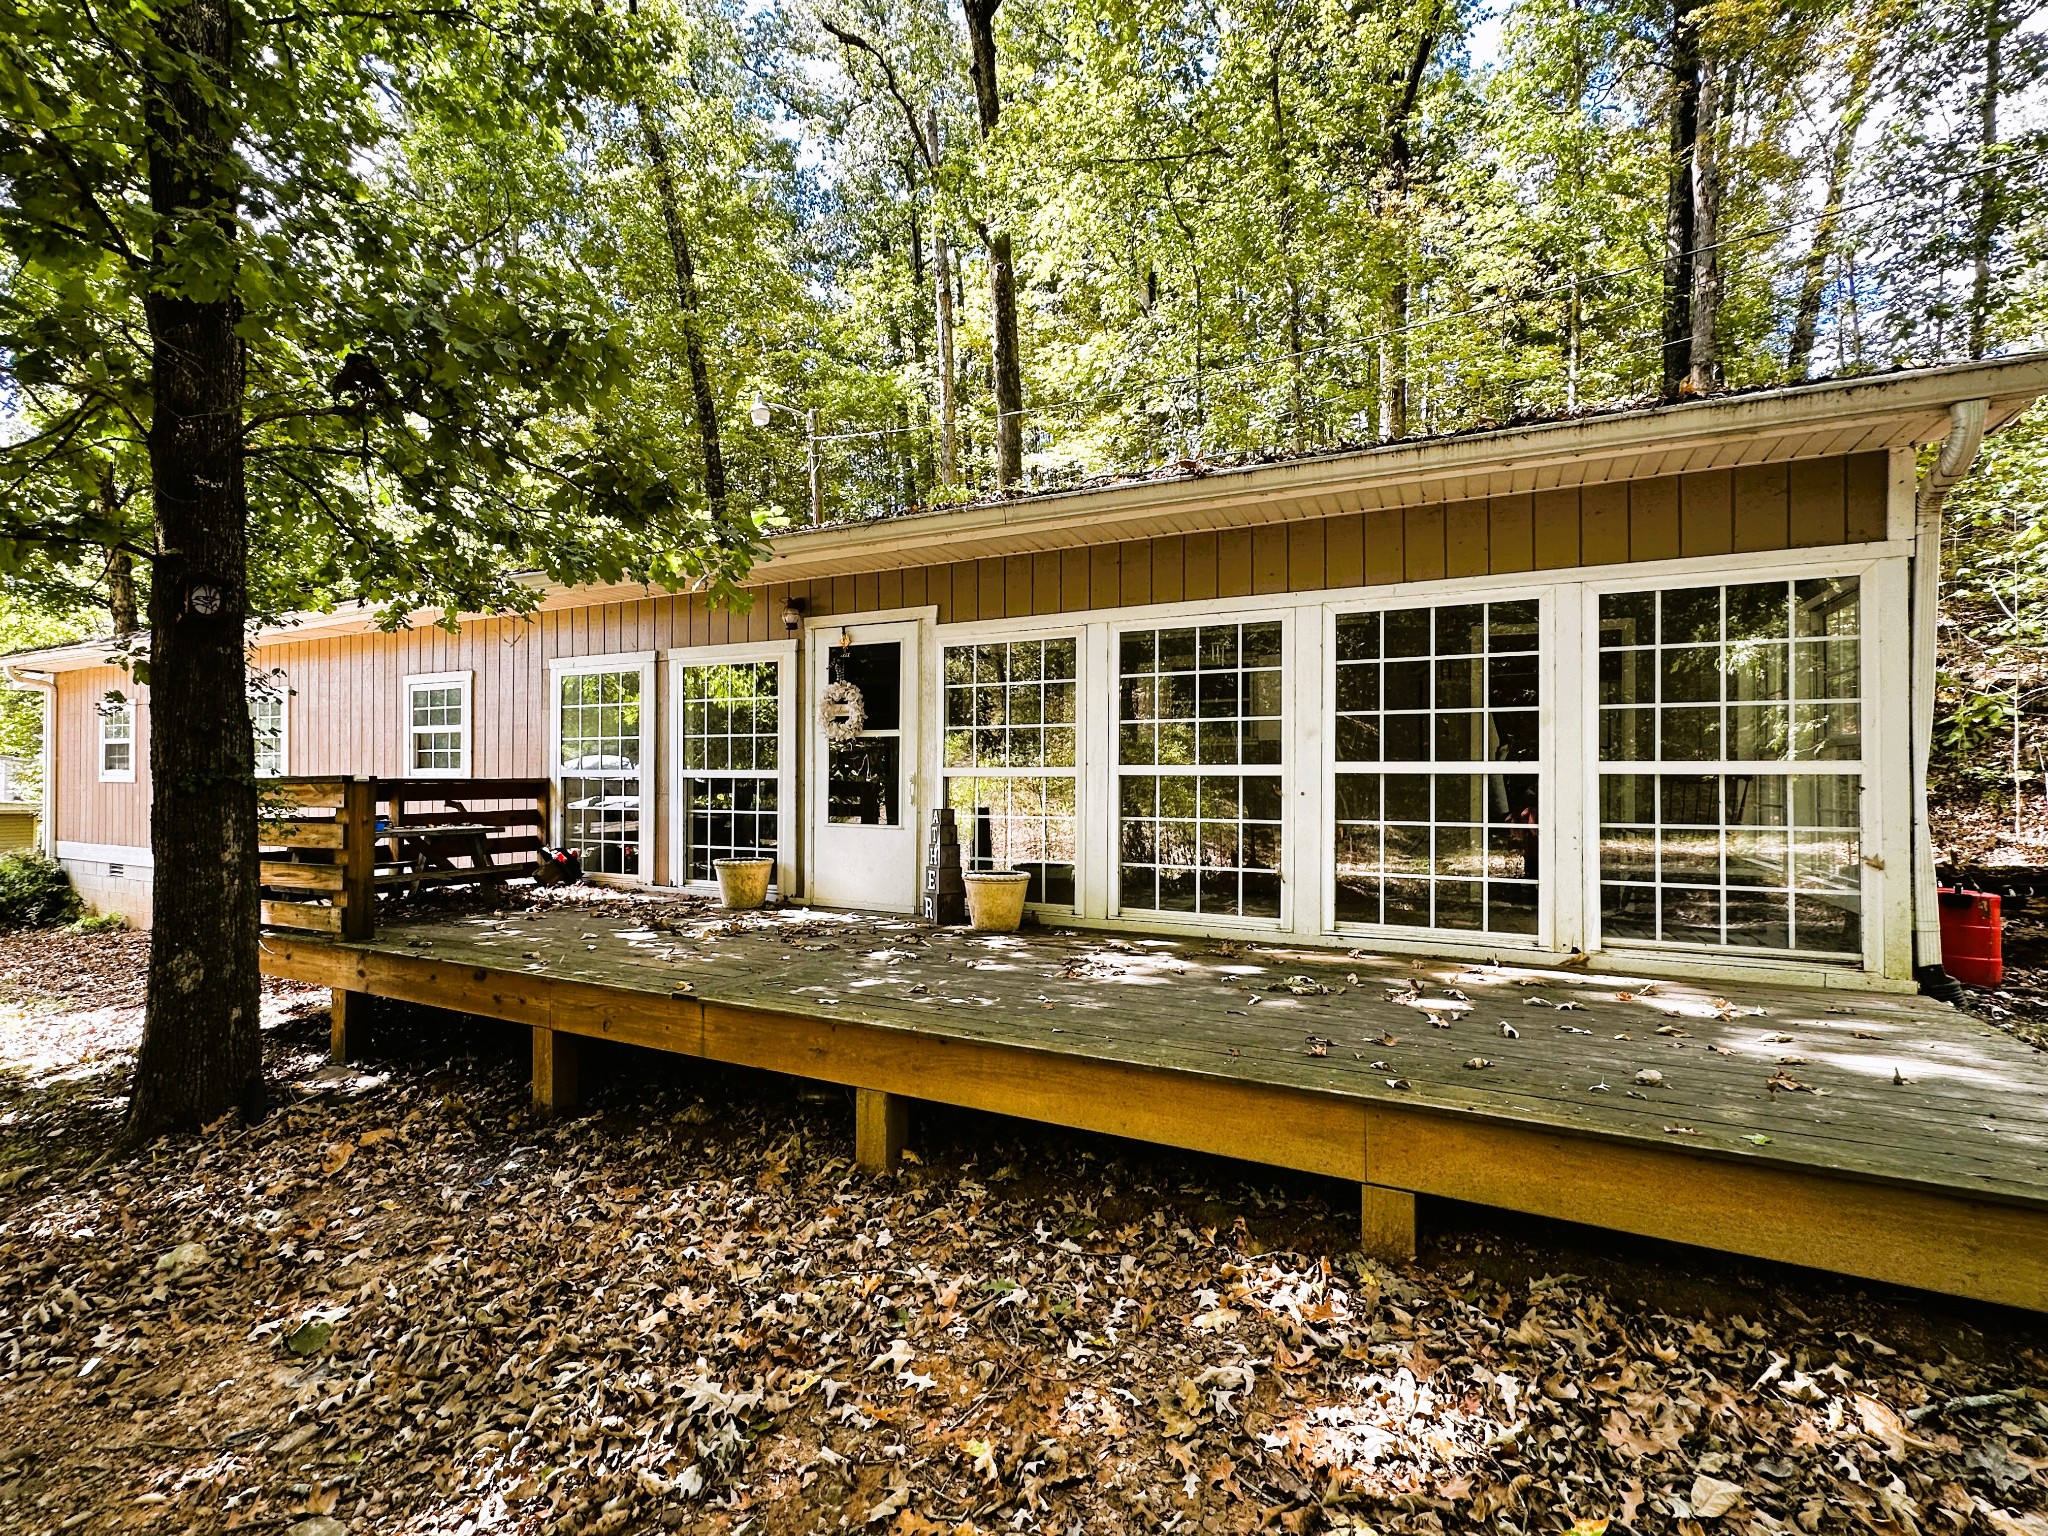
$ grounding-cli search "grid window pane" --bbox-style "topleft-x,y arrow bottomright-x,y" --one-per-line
100,700 -> 132,775
250,693 -> 285,777
944,639 -> 1079,908
408,683 -> 465,772
1332,601 -> 1541,936
558,669 -> 643,876
1596,578 -> 1862,956
680,661 -> 781,882
1117,622 -> 1283,920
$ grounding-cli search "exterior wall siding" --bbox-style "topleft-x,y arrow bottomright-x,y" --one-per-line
50,453 -> 1897,930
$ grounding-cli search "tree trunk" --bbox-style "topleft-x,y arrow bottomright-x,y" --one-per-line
1686,55 -> 1722,392
1786,19 -> 1879,378
963,0 -> 1023,489
1967,0 -> 2004,361
105,465 -> 139,636
637,104 -> 727,510
128,0 -> 263,1140
927,109 -> 958,490
1377,14 -> 1438,441
1661,0 -> 1705,399
934,229 -> 958,489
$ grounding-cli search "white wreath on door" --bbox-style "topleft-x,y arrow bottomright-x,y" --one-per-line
820,679 -> 867,743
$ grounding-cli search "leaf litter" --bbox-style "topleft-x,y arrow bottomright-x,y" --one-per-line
0,930 -> 2044,1535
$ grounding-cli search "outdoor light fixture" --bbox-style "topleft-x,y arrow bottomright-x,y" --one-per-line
781,597 -> 806,634
749,394 -> 824,525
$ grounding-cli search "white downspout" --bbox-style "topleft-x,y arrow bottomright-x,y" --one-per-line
1910,398 -> 1988,991
1,665 -> 58,858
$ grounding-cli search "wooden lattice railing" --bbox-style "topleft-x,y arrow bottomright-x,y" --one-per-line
259,776 -> 552,939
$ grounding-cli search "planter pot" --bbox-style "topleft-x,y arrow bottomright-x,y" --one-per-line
962,871 -> 1031,932
713,857 -> 775,911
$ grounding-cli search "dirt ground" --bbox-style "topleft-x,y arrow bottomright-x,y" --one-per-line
1,923 -> 2046,1536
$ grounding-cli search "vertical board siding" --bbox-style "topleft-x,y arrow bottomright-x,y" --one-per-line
55,453 -> 1891,852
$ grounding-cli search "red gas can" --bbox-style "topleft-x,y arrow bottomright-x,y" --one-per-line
1937,887 -> 2003,988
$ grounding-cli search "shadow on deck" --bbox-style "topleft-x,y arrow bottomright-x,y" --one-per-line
259,890 -> 2048,1311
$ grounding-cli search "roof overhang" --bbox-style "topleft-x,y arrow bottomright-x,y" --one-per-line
8,353 -> 2046,674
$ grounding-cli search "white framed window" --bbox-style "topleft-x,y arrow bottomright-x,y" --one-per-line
943,633 -> 1080,908
98,694 -> 135,782
250,684 -> 287,777
551,654 -> 654,880
1329,596 -> 1546,939
668,644 -> 793,885
403,671 -> 472,778
1114,617 -> 1287,923
1592,574 -> 1866,957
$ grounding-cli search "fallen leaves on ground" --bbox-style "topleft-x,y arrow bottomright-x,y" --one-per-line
0,935 -> 2043,1536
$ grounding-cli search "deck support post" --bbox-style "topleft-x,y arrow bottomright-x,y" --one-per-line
329,989 -> 372,1063
1361,1184 -> 1417,1262
854,1088 -> 908,1172
532,1027 -> 579,1116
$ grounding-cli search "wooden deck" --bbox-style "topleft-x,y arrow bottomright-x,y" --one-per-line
259,898 -> 2048,1311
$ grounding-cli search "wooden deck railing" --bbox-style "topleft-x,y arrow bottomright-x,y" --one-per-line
259,776 -> 552,939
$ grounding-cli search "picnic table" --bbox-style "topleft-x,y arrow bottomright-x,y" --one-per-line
376,820 -> 503,895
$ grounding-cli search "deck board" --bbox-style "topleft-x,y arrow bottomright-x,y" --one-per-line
262,900 -> 2048,1307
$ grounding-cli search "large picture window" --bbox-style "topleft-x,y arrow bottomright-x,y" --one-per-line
1331,600 -> 1542,935
555,664 -> 647,877
1117,620 -> 1284,919
1596,577 -> 1863,954
943,637 -> 1077,906
679,659 -> 782,882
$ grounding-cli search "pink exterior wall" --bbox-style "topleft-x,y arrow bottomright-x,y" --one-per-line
53,664 -> 150,852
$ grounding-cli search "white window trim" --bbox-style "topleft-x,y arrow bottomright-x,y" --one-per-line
250,684 -> 289,778
98,696 -> 135,783
548,652 -> 657,886
1321,585 -> 1558,953
932,623 -> 1087,914
402,670 -> 473,780
663,641 -> 795,892
1101,611 -> 1295,934
1578,553 -> 1891,973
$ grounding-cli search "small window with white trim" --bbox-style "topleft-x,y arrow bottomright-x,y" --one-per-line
1331,599 -> 1544,936
250,685 -> 286,777
1596,576 -> 1864,955
404,672 -> 471,777
98,694 -> 135,782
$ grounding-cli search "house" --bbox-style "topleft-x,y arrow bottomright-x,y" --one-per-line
7,356 -> 2047,991
0,755 -> 36,854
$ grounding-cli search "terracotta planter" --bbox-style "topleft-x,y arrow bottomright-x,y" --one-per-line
962,871 -> 1031,932
714,857 -> 775,910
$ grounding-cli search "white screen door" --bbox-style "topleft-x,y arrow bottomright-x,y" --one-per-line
810,619 -> 922,910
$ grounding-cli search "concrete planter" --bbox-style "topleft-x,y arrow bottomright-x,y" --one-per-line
713,857 -> 775,910
962,871 -> 1031,932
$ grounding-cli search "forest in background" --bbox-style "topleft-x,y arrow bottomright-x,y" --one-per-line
3,0 -> 2047,842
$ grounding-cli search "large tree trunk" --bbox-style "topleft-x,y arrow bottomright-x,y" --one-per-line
1967,0 -> 2004,361
129,0 -> 263,1139
638,104 -> 727,510
962,0 -> 1023,489
1786,22 -> 1879,379
1661,0 -> 1705,398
